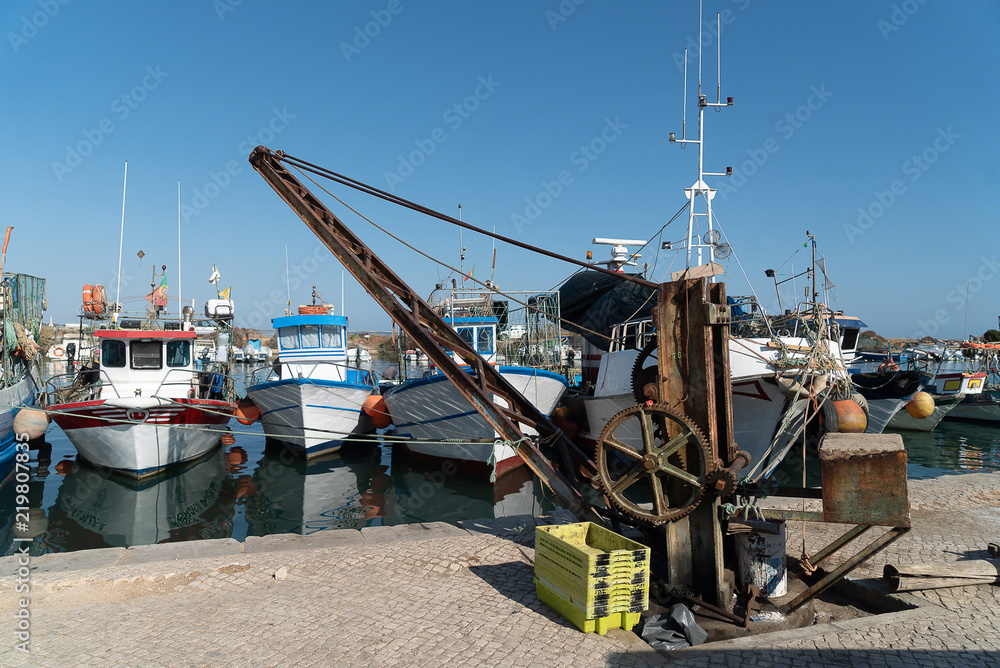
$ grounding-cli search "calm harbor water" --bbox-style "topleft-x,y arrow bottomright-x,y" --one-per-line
4,359 -> 1000,557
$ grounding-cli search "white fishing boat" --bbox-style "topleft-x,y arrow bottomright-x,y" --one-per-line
45,328 -> 236,477
382,290 -> 568,480
245,302 -> 378,458
888,370 -> 986,431
554,41 -> 863,484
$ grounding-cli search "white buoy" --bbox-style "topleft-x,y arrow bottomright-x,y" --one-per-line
13,407 -> 49,440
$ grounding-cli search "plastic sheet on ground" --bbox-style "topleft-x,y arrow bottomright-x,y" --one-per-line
639,603 -> 707,651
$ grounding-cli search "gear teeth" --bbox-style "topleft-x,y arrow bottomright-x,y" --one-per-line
595,403 -> 715,525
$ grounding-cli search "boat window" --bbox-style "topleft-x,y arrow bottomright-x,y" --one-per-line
279,327 -> 299,350
166,341 -> 191,367
477,327 -> 494,354
300,325 -> 320,348
130,341 -> 162,370
842,328 -> 860,352
321,325 -> 343,348
101,340 -> 126,368
458,327 -> 474,348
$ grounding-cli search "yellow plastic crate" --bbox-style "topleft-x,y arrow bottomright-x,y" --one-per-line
535,572 -> 648,618
535,577 -> 642,635
536,523 -> 650,577
534,554 -> 649,614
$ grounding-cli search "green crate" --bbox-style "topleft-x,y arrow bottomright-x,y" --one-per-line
535,577 -> 642,635
535,572 -> 648,618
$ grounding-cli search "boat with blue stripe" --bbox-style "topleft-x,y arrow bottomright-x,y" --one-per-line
246,302 -> 376,458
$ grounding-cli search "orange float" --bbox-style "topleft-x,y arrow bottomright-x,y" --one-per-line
82,284 -> 93,313
362,395 -> 392,429
235,397 -> 261,425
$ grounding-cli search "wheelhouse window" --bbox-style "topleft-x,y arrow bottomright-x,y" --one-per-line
279,326 -> 299,350
300,325 -> 320,348
130,341 -> 162,369
458,327 -> 474,348
167,341 -> 191,367
477,327 -> 494,354
321,325 -> 343,348
102,340 -> 126,368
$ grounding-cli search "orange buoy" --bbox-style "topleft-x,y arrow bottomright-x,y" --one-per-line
822,398 -> 867,433
82,284 -> 93,312
235,397 -> 260,425
221,433 -> 236,446
905,391 -> 935,419
362,395 -> 392,429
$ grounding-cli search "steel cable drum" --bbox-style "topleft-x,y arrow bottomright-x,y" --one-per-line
558,271 -> 656,350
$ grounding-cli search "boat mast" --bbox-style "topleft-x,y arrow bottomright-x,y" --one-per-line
114,161 -> 127,328
670,4 -> 732,276
177,179 -> 182,322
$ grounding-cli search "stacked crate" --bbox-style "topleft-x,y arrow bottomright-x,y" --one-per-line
534,522 -> 651,635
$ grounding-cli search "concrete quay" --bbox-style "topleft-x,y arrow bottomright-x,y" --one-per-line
2,472 -> 1000,667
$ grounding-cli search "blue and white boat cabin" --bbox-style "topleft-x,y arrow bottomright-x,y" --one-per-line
271,312 -> 374,387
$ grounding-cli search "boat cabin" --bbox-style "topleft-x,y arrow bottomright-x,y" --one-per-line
96,330 -> 197,399
272,313 -> 371,386
447,315 -> 497,365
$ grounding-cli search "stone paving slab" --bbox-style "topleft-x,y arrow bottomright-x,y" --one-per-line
117,537 -> 243,566
1,546 -> 124,577
3,474 -> 1000,666
243,529 -> 365,554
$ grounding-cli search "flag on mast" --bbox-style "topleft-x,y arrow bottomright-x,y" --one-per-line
147,273 -> 168,307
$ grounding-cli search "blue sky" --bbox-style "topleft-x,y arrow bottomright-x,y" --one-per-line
3,1 -> 999,339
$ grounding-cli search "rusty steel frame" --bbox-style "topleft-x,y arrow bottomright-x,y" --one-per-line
761,508 -> 910,612
249,146 -> 602,524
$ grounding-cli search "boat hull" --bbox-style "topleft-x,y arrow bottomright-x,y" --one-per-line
945,393 -> 1000,423
247,378 -> 375,458
383,367 -> 567,478
0,372 -> 40,484
887,393 -> 963,432
49,398 -> 234,478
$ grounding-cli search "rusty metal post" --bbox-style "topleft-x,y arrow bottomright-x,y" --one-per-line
656,278 -> 733,605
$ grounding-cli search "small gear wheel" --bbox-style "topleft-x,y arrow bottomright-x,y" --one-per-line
705,468 -> 739,499
631,340 -> 660,403
595,402 -> 716,524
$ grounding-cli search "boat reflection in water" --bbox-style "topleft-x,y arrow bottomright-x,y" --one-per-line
243,439 -> 557,535
42,448 -> 235,551
245,440 -> 386,535
383,447 -> 554,526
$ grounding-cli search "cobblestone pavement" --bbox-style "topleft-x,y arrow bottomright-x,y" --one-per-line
3,473 -> 1000,666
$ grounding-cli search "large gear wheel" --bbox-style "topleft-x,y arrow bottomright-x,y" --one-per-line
631,340 -> 660,404
596,403 -> 716,524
